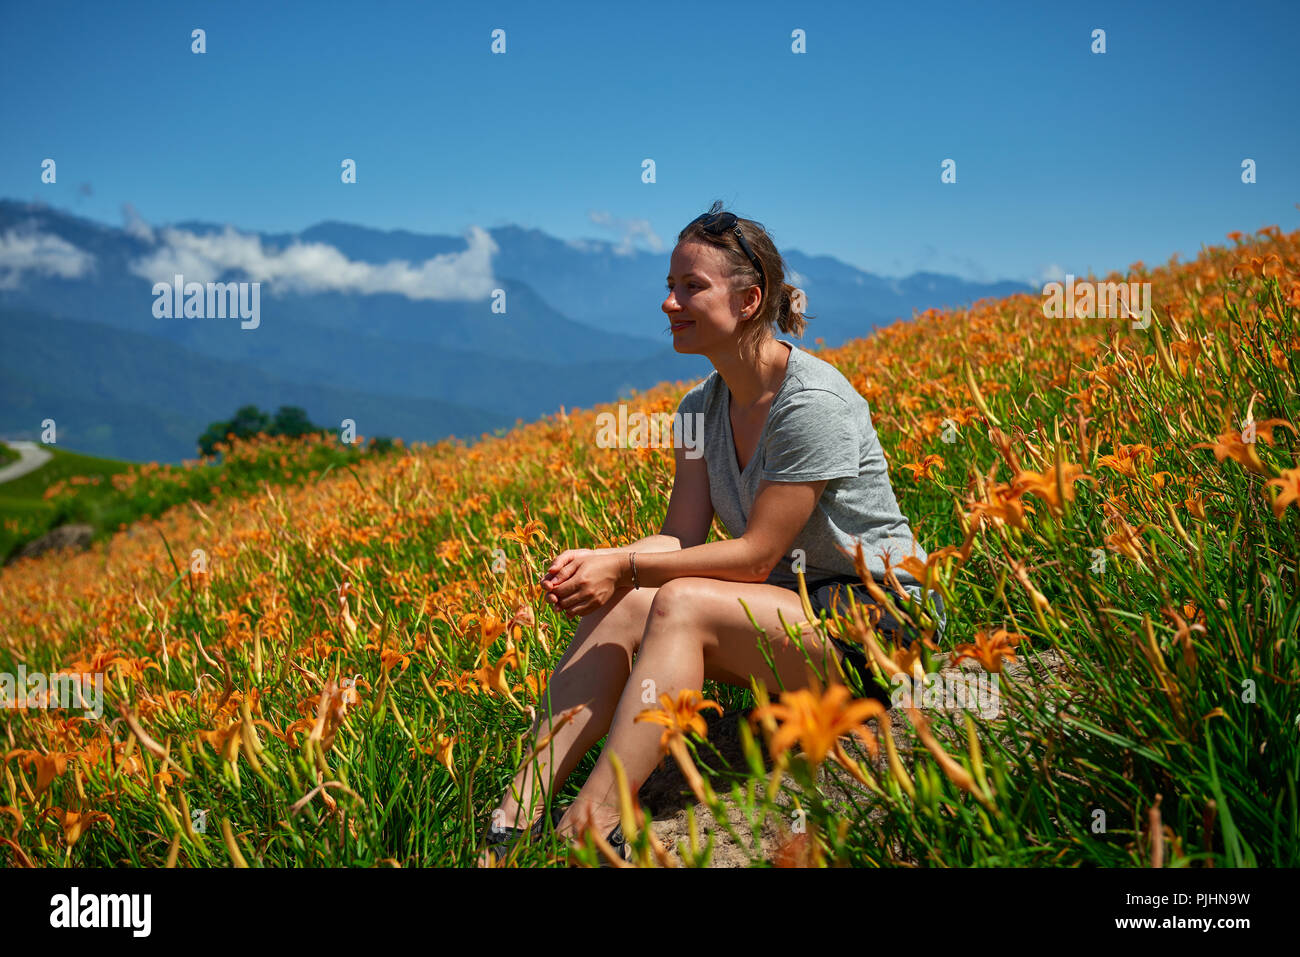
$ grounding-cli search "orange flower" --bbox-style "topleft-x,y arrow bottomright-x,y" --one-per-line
411,731 -> 456,778
475,613 -> 508,652
950,627 -> 1023,674
1191,429 -> 1267,476
1012,461 -> 1097,516
749,684 -> 884,766
196,720 -> 243,762
1266,467 -> 1300,519
435,538 -> 465,563
41,807 -> 114,848
379,648 -> 412,674
898,550 -> 958,591
483,649 -> 520,698
902,454 -> 945,481
288,676 -> 366,753
1097,443 -> 1155,478
1103,506 -> 1150,564
965,480 -> 1035,531
4,749 -> 70,795
502,519 -> 548,548
634,689 -> 722,750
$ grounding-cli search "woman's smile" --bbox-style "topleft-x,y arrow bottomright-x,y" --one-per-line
669,318 -> 695,333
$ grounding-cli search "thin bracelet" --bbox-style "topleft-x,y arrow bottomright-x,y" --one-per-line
629,552 -> 640,589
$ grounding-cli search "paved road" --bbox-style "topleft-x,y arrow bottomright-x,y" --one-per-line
0,441 -> 53,484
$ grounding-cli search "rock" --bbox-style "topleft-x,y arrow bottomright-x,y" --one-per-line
9,523 -> 95,563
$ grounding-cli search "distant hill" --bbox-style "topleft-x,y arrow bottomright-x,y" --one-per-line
0,309 -> 506,461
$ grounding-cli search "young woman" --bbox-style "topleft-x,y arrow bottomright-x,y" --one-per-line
480,200 -> 945,865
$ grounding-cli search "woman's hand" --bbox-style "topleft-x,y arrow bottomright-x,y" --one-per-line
540,550 -> 626,619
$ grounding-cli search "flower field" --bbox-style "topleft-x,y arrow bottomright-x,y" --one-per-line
1,225 -> 1297,867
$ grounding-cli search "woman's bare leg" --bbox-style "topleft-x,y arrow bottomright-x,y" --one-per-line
558,576 -> 846,841
485,584 -> 658,843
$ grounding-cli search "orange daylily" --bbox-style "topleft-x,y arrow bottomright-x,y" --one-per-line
635,689 -> 723,750
965,480 -> 1035,531
502,519 -> 548,548
1228,253 -> 1285,280
1249,418 -> 1297,446
1097,443 -> 1155,478
196,720 -> 243,762
1266,467 -> 1300,519
950,627 -> 1023,674
903,454 -> 945,481
749,684 -> 885,767
41,807 -> 115,848
1190,420 -> 1293,476
411,732 -> 456,777
285,676 -> 367,752
483,649 -> 520,697
379,648 -> 413,674
1104,507 -> 1151,564
1012,460 -> 1097,516
4,749 -> 70,795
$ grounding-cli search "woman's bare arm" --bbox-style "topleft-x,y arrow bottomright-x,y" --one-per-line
657,442 -> 715,548
627,477 -> 826,587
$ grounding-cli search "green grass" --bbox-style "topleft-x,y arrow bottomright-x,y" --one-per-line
0,444 -> 131,561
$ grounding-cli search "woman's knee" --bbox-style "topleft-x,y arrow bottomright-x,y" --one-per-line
568,585 -> 656,654
647,577 -> 713,622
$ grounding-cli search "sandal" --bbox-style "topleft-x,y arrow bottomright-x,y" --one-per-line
481,803 -> 565,865
598,823 -> 631,867
556,808 -> 631,867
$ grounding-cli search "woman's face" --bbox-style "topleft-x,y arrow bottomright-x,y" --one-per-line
662,241 -> 757,355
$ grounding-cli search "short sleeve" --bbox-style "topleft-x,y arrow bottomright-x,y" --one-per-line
761,389 -> 860,482
672,378 -> 708,448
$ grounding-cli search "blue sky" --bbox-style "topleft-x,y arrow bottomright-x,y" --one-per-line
2,0 -> 1297,285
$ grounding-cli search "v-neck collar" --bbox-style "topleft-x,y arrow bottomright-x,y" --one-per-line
722,341 -> 798,477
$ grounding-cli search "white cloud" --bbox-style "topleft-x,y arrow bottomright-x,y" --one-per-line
121,203 -> 155,243
564,237 -> 604,254
0,230 -> 96,289
586,210 -> 664,256
129,224 -> 499,300
1033,263 -> 1066,286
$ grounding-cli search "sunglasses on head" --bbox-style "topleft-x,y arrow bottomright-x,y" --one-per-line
688,204 -> 767,293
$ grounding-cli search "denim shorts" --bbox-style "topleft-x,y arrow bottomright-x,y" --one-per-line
793,575 -> 948,705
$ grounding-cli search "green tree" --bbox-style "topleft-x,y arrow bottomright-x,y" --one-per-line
198,405 -> 330,457
271,405 -> 316,438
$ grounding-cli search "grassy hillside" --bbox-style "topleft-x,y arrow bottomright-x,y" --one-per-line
0,224 -> 1297,867
0,435 -> 400,564
0,445 -> 131,561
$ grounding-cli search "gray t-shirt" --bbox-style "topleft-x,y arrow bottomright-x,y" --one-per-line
672,340 -> 926,588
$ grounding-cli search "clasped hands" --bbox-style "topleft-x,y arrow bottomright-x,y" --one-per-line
539,548 -> 630,619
